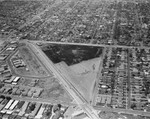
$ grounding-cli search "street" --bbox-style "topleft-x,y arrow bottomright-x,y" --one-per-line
30,40 -> 150,50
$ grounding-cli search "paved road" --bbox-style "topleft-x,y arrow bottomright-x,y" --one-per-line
27,41 -> 100,119
29,40 -> 150,50
92,47 -> 106,106
127,49 -> 131,109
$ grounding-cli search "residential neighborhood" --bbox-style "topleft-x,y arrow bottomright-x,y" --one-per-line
0,0 -> 150,119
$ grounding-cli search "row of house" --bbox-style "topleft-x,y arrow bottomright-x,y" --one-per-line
96,47 -> 129,109
0,85 -> 43,98
0,96 -> 68,119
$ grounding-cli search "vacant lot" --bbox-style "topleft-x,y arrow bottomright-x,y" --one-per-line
37,77 -> 73,103
55,57 -> 102,103
17,45 -> 50,77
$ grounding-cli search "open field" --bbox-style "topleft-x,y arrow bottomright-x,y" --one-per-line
98,111 -> 149,119
21,76 -> 73,103
13,44 -> 50,77
55,57 -> 102,103
10,51 -> 36,77
99,111 -> 150,119
37,77 -> 73,103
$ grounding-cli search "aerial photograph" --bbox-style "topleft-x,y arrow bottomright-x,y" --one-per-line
0,0 -> 150,119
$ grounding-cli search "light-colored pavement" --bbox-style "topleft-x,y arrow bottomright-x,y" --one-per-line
127,49 -> 131,109
92,47 -> 106,106
29,40 -> 150,50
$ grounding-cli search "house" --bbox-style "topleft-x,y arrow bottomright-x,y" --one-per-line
0,54 -> 9,60
33,88 -> 43,98
2,71 -> 11,77
22,88 -> 29,96
12,87 -> 18,95
0,56 -> 6,61
4,76 -> 16,83
27,88 -> 36,97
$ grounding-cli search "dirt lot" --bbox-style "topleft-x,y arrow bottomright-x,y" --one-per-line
15,45 -> 50,77
37,77 -> 73,103
55,57 -> 102,103
19,76 -> 73,103
99,111 -> 149,119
